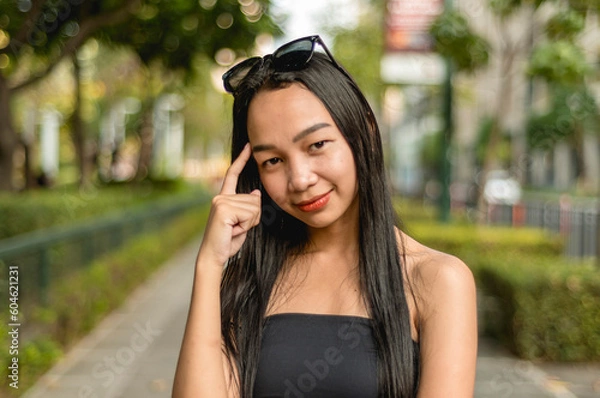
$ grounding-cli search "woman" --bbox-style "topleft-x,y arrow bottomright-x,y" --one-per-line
173,35 -> 477,398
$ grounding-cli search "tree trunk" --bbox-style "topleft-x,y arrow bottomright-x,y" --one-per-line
476,43 -> 516,223
135,104 -> 154,181
71,54 -> 93,188
21,136 -> 36,189
0,75 -> 18,191
571,122 -> 586,189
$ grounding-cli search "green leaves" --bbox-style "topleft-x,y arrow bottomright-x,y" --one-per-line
527,85 -> 599,149
0,0 -> 281,81
429,10 -> 490,72
489,0 -> 547,18
528,40 -> 590,85
99,0 -> 281,73
545,10 -> 585,40
489,0 -> 525,18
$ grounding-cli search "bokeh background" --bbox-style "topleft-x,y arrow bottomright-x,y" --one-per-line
0,0 -> 599,396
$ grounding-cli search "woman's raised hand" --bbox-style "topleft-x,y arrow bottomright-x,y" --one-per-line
198,143 -> 262,267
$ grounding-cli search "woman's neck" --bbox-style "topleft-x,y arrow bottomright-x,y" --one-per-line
305,195 -> 360,255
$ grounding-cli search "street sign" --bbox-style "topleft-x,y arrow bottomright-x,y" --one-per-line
382,0 -> 446,84
385,0 -> 444,52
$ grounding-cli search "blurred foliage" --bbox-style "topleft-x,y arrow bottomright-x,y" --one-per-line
0,203 -> 210,395
479,254 -> 600,361
394,199 -> 565,279
398,215 -> 564,262
429,10 -> 490,73
98,0 -> 281,72
524,1 -> 598,190
0,0 -> 281,191
489,0 -> 545,18
420,130 -> 443,176
0,0 -> 280,79
0,332 -> 63,397
567,0 -> 600,13
488,0 -> 600,17
545,10 -> 585,40
527,85 -> 600,150
437,0 -> 600,201
329,2 -> 384,104
1,1 -> 137,81
473,116 -> 512,168
396,198 -> 600,362
528,40 -> 590,86
0,180 -> 192,239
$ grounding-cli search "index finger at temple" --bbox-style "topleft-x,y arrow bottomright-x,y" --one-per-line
220,143 -> 252,194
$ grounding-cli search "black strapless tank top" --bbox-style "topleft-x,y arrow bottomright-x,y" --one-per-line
253,313 -> 419,397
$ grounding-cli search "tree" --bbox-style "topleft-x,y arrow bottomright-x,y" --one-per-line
430,0 -> 599,219
0,0 -> 140,190
97,0 -> 280,182
327,2 -> 385,103
526,10 -> 599,188
478,1 -> 599,190
429,10 -> 490,74
429,8 -> 490,220
0,0 -> 279,190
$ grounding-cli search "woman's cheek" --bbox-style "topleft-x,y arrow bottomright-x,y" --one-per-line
261,176 -> 284,204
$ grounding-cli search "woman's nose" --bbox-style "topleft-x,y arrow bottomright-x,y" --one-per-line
287,158 -> 318,192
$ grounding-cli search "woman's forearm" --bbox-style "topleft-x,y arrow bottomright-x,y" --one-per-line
172,252 -> 230,398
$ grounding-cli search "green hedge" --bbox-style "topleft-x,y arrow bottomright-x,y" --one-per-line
0,203 -> 210,396
0,181 -> 192,239
407,222 -> 563,263
478,255 -> 600,361
397,199 -> 600,362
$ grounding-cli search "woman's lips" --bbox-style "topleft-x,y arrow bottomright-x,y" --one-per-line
296,191 -> 332,212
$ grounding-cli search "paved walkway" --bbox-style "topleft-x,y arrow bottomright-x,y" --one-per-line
24,237 -> 600,398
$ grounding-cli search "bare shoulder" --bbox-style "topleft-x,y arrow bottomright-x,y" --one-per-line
415,247 -> 474,295
397,229 -> 476,318
396,229 -> 478,394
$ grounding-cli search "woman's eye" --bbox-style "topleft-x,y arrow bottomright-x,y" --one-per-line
311,141 -> 327,150
263,158 -> 280,167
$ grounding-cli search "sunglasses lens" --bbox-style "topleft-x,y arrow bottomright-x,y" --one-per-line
222,36 -> 339,94
223,57 -> 262,92
273,38 -> 315,70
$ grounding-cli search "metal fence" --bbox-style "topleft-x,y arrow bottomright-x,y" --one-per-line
0,193 -> 209,307
486,200 -> 600,259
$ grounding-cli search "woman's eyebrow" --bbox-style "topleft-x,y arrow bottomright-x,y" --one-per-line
292,122 -> 331,143
252,122 -> 332,153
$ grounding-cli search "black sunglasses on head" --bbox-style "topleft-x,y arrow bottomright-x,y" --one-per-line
222,35 -> 344,93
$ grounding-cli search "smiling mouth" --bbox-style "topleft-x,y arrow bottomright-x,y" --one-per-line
295,191 -> 332,212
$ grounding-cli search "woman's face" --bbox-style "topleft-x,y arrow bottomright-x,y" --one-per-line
247,83 -> 359,231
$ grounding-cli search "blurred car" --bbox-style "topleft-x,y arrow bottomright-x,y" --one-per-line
483,170 -> 522,205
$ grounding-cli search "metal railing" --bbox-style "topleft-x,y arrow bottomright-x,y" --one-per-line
0,193 -> 210,307
486,200 -> 600,259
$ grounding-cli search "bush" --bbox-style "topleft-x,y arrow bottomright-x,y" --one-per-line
478,256 -> 600,361
408,222 -> 562,255
396,198 -> 600,362
0,203 -> 210,396
0,180 -> 193,239
404,221 -> 563,282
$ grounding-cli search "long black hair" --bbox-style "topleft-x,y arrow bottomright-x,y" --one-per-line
220,52 -> 419,397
